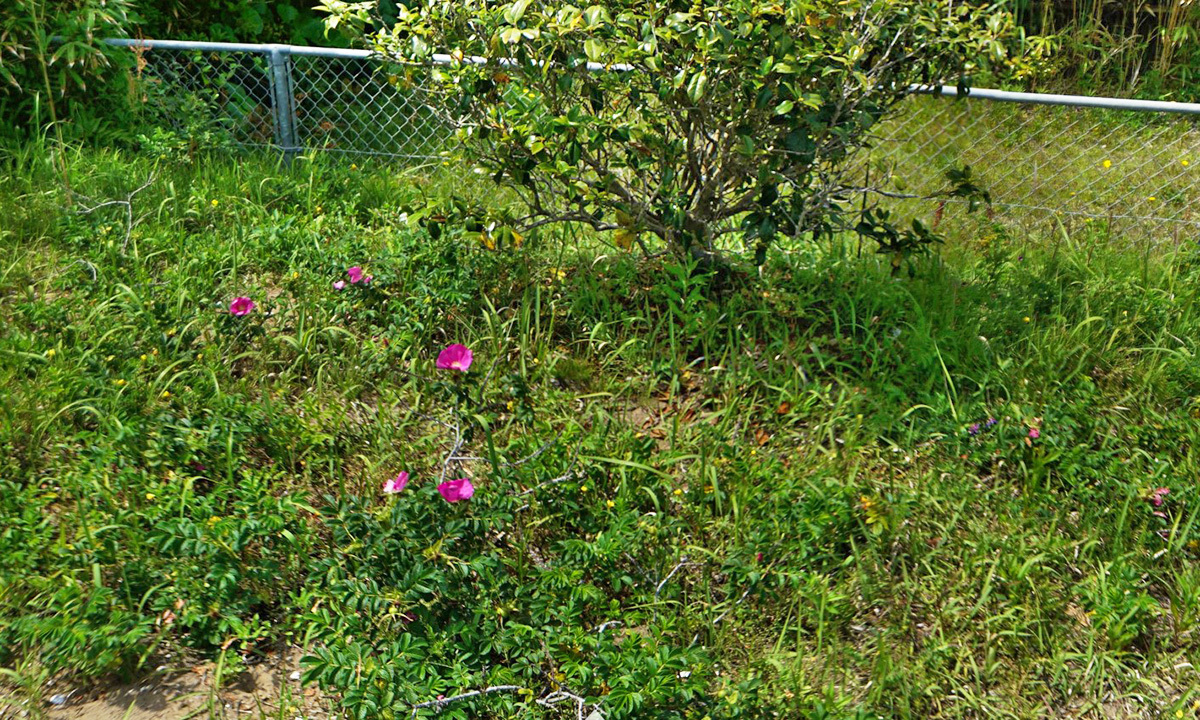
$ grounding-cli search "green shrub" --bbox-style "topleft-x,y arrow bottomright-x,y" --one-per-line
0,0 -> 134,144
323,0 -> 1016,266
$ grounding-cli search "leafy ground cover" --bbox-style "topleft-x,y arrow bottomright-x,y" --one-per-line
2,145 -> 1200,720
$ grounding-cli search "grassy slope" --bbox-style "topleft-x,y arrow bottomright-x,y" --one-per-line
2,146 -> 1200,719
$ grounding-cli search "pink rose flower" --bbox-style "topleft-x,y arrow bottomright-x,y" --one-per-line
436,344 -> 473,372
383,471 -> 409,494
229,297 -> 256,316
437,478 -> 475,503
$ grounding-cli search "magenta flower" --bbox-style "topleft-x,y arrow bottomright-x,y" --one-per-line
1028,427 -> 1040,440
333,280 -> 346,291
437,478 -> 475,503
229,297 -> 256,316
363,275 -> 373,285
383,471 -> 409,494
1150,487 -> 1170,507
347,266 -> 364,284
436,344 -> 474,372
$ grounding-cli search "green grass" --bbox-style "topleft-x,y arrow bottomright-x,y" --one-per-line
2,144 -> 1200,720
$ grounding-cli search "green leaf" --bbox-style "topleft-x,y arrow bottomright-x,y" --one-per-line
583,38 -> 604,63
582,5 -> 610,27
686,72 -> 708,103
503,0 -> 532,24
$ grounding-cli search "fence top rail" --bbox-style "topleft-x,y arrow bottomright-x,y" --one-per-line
104,37 -> 1200,116
913,85 -> 1200,116
101,38 -> 629,71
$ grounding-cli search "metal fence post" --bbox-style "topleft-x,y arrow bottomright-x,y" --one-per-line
267,45 -> 298,164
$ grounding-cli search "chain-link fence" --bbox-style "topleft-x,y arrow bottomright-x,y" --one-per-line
111,38 -> 1200,245
866,89 -> 1200,246
117,40 -> 459,161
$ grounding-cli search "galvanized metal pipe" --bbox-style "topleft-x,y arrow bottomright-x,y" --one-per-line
911,84 -> 1200,116
267,45 -> 298,162
103,38 -> 631,73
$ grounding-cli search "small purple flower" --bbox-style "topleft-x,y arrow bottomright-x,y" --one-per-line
347,266 -> 364,284
1150,487 -> 1170,507
985,417 -> 997,428
968,423 -> 981,436
333,280 -> 346,291
1028,427 -> 1040,440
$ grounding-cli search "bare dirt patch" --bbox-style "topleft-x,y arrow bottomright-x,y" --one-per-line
5,648 -> 331,720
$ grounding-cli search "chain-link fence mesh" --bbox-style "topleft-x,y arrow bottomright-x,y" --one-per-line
290,55 -> 456,160
119,40 -> 1200,246
866,95 -> 1200,246
131,45 -> 279,150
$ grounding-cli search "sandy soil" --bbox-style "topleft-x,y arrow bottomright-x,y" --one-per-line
3,648 -> 332,720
